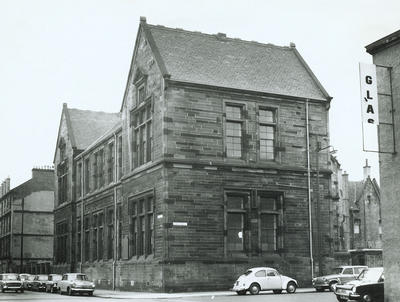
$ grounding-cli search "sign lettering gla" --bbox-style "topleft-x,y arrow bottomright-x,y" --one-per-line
360,63 -> 379,125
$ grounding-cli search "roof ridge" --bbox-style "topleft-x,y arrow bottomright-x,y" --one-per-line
67,107 -> 120,115
146,23 -> 292,51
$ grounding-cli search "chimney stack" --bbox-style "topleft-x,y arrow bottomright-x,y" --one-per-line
363,159 -> 371,181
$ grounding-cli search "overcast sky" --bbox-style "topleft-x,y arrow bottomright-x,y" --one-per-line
1,0 -> 399,188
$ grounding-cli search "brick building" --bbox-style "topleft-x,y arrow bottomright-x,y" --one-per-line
366,29 -> 400,302
53,17 -> 334,291
0,168 -> 54,273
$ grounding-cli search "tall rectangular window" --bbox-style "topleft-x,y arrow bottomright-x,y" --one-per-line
108,143 -> 114,184
117,136 -> 123,180
84,158 -> 90,194
77,218 -> 81,262
259,108 -> 276,160
131,100 -> 152,169
57,161 -> 68,204
92,214 -> 98,261
129,201 -> 137,257
225,105 -> 243,158
226,193 -> 248,252
117,204 -> 122,259
84,215 -> 90,261
259,194 -> 280,252
76,162 -> 82,199
354,219 -> 361,234
98,149 -> 104,188
98,211 -> 104,260
107,208 -> 114,259
55,221 -> 68,263
129,194 -> 154,257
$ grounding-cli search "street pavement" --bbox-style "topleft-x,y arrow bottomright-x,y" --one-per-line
0,288 -> 338,302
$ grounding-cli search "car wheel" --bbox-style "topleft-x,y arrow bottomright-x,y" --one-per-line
286,281 -> 297,294
59,288 -> 63,295
273,289 -> 282,294
337,296 -> 347,302
329,281 -> 338,292
67,287 -> 73,296
249,283 -> 260,295
88,292 -> 93,296
1,286 -> 4,293
236,290 -> 246,295
21,289 -> 24,293
362,294 -> 372,302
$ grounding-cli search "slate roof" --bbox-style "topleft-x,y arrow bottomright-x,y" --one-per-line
348,181 -> 364,204
144,22 -> 330,101
66,108 -> 120,150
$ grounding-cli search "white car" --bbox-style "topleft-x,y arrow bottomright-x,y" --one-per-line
232,267 -> 298,295
58,273 -> 95,296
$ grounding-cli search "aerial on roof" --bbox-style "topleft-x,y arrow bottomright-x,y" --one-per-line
65,105 -> 120,151
139,17 -> 330,101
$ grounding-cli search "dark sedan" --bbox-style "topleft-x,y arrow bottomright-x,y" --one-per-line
335,267 -> 384,302
31,274 -> 49,291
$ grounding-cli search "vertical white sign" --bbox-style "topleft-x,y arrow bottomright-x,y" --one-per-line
360,63 -> 379,125
359,63 -> 379,151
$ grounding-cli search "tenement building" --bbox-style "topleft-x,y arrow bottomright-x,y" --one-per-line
0,168 -> 54,273
366,29 -> 400,302
53,17 -> 333,291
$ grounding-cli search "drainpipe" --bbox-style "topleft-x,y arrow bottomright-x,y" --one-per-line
80,161 -> 84,273
306,100 -> 314,279
20,198 -> 24,273
113,133 -> 118,291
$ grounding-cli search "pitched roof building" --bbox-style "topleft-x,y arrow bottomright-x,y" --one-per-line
53,17 -> 333,291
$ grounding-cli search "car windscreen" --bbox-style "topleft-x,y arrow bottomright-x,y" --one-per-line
52,275 -> 62,281
76,274 -> 88,281
244,270 -> 252,276
3,274 -> 19,280
358,268 -> 383,282
38,275 -> 48,281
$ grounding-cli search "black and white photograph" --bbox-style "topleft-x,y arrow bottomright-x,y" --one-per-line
0,1 -> 399,301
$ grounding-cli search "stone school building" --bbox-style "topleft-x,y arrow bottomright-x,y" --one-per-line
52,17 -> 333,291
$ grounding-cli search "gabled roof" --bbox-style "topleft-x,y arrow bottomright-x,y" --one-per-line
140,18 -> 330,101
66,107 -> 120,151
349,177 -> 381,207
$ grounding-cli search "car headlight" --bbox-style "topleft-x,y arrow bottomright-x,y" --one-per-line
92,284 -> 95,288
322,277 -> 327,281
72,283 -> 77,288
351,286 -> 357,293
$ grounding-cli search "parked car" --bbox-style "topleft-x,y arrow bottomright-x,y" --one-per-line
334,267 -> 384,302
58,273 -> 95,296
232,267 -> 298,295
23,274 -> 35,290
0,273 -> 24,293
45,274 -> 62,293
18,274 -> 31,289
31,274 -> 49,291
312,265 -> 367,292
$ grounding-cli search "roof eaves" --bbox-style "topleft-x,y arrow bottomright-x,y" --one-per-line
366,29 -> 400,55
166,78 -> 327,103
291,47 -> 332,102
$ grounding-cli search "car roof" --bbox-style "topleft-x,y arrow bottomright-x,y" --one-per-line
248,267 -> 277,271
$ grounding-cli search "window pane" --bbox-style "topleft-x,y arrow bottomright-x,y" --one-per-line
226,105 -> 241,119
260,196 -> 277,211
227,213 -> 244,252
261,214 -> 277,251
259,109 -> 274,123
255,270 -> 266,277
227,195 -> 247,209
